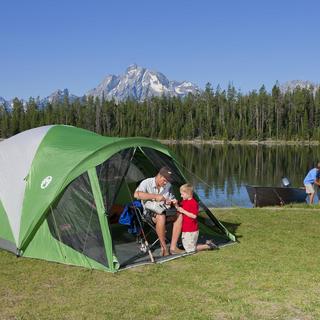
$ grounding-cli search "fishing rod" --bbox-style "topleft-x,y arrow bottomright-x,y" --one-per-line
131,204 -> 155,263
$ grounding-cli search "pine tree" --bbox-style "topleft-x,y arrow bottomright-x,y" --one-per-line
25,98 -> 39,129
10,98 -> 25,136
0,105 -> 9,138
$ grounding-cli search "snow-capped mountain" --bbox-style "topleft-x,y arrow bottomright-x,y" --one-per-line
40,89 -> 79,105
280,80 -> 320,93
87,64 -> 200,101
1,90 -> 79,110
1,65 -> 199,106
2,75 -> 320,109
0,97 -> 10,109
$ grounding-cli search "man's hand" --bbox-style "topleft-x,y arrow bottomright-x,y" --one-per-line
155,194 -> 165,202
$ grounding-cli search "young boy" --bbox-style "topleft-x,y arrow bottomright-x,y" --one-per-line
175,183 -> 218,253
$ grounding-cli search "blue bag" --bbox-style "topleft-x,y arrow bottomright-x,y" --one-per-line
119,200 -> 142,234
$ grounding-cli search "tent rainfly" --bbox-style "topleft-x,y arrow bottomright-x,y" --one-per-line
0,125 -> 235,272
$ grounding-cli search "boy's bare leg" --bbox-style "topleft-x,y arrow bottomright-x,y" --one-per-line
170,213 -> 182,252
197,240 -> 219,252
196,244 -> 210,252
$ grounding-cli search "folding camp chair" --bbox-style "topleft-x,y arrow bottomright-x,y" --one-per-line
129,204 -> 159,252
129,203 -> 177,256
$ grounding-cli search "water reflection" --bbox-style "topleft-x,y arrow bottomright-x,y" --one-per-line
168,144 -> 318,208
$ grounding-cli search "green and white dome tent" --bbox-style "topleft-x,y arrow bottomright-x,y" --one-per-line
0,125 -> 235,272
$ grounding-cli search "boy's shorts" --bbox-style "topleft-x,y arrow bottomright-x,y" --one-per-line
305,184 -> 315,194
182,230 -> 199,253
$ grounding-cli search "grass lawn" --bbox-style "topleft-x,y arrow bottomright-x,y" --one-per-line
1,208 -> 320,320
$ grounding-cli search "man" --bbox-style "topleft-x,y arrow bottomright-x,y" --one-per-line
134,167 -> 184,256
303,162 -> 320,204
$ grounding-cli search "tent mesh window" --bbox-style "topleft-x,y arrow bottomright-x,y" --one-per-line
139,147 -> 187,199
140,147 -> 185,184
96,147 -> 188,266
47,172 -> 108,267
141,147 -> 232,244
96,148 -> 134,213
95,146 -> 230,267
96,148 -> 139,266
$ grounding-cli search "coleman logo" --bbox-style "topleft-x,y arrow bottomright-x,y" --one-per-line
41,176 -> 53,189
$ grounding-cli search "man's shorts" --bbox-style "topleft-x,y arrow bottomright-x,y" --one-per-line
182,230 -> 199,253
143,201 -> 170,215
305,184 -> 315,194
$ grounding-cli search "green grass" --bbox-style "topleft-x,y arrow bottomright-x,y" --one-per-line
1,208 -> 320,320
283,202 -> 320,209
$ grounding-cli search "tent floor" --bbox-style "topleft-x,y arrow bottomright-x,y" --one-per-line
116,235 -> 233,269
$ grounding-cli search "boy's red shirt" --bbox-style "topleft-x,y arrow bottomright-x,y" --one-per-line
181,198 -> 199,232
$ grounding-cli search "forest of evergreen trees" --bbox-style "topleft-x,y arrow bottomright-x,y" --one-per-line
1,83 -> 320,141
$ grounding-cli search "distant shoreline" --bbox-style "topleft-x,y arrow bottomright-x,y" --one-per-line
1,137 -> 320,146
159,139 -> 320,146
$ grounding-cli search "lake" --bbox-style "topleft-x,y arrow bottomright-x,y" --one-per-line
167,144 -> 319,208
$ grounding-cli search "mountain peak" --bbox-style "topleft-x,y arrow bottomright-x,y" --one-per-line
40,88 -> 79,106
126,63 -> 140,72
0,96 -> 9,109
1,65 -> 200,105
87,65 -> 200,101
280,80 -> 319,93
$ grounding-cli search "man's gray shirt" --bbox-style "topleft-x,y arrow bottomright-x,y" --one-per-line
135,178 -> 176,214
135,177 -> 174,200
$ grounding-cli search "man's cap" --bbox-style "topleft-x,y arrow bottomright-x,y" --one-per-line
159,166 -> 173,182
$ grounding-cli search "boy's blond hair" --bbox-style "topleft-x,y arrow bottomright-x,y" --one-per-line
180,183 -> 193,196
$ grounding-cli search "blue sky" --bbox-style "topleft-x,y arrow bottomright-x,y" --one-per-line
1,0 -> 319,99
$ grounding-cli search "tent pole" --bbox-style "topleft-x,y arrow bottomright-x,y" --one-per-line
88,168 -> 117,272
48,205 -> 68,264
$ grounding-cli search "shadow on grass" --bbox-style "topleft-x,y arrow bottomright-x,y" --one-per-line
220,220 -> 242,241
